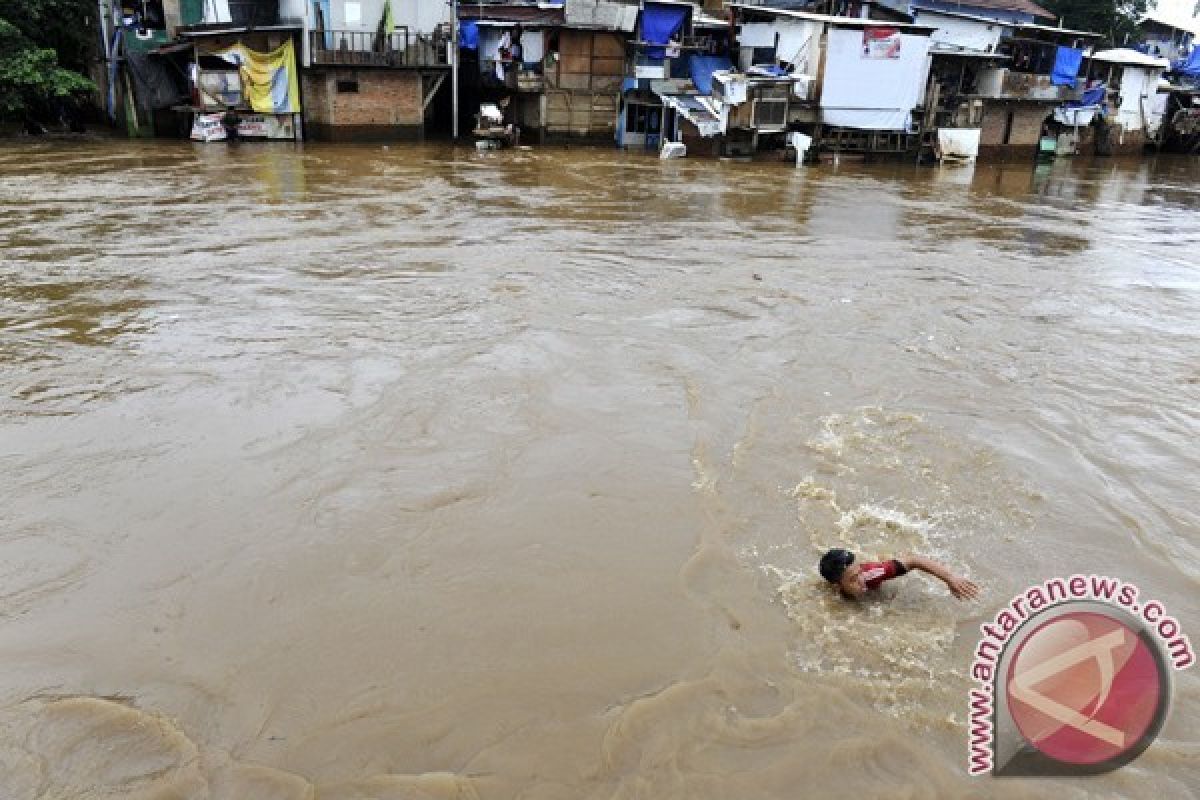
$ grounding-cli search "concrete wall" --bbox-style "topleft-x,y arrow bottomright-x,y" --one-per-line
303,68 -> 425,140
326,0 -> 450,35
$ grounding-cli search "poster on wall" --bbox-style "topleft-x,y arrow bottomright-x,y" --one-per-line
190,113 -> 227,142
237,113 -> 297,139
862,28 -> 901,59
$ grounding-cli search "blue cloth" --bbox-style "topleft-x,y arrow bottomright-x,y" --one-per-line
641,3 -> 688,59
1051,46 -> 1083,87
459,20 -> 479,50
1174,47 -> 1200,78
688,55 -> 732,95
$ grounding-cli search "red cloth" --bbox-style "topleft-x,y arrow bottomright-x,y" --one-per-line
860,559 -> 905,590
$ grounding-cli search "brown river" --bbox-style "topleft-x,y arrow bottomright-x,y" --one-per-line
1,140 -> 1198,799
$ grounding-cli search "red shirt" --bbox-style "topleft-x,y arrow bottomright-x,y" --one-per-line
861,559 -> 908,590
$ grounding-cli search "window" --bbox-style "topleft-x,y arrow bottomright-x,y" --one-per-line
1006,39 -> 1057,75
750,46 -> 775,65
337,79 -> 360,93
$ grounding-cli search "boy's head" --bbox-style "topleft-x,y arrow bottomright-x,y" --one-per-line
819,548 -> 866,597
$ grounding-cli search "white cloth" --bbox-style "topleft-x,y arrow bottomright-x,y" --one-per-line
496,31 -> 512,81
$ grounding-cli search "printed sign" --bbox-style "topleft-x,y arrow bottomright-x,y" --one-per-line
189,113 -> 227,142
237,114 -> 269,138
862,28 -> 901,59
967,576 -> 1193,777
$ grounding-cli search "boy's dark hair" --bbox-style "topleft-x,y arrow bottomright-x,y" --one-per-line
819,548 -> 855,583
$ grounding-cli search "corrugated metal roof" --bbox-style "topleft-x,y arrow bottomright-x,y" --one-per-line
729,3 -> 937,32
1013,21 -> 1102,37
1139,12 -> 1200,35
913,0 -> 1055,21
459,5 -> 567,25
929,44 -> 1009,57
1090,47 -> 1171,68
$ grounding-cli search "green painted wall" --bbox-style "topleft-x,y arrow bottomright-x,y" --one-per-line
181,0 -> 204,25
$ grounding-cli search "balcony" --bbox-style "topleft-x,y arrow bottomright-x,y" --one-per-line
309,29 -> 450,68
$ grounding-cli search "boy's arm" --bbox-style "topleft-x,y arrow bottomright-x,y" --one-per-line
897,554 -> 980,600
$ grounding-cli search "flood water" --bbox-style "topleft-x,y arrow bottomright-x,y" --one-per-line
1,140 -> 1198,799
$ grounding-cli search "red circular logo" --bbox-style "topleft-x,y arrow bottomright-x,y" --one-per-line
1005,611 -> 1163,765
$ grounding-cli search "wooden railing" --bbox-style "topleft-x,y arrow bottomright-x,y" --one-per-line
309,29 -> 450,68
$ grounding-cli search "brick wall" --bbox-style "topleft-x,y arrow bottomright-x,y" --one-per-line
303,69 -> 425,141
1106,127 -> 1147,154
980,102 -> 1047,147
978,101 -> 1050,161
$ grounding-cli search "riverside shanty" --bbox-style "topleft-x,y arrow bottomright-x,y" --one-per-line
97,0 -> 1200,161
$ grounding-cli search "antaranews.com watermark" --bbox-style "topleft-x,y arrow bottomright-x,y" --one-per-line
967,574 -> 1194,776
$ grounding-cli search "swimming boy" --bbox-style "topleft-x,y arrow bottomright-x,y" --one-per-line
819,548 -> 980,600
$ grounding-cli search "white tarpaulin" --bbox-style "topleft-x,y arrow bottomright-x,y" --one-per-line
1115,65 -> 1167,135
738,23 -> 779,49
936,127 -> 980,160
775,21 -> 821,74
1053,105 -> 1099,127
739,20 -> 821,74
820,26 -> 931,130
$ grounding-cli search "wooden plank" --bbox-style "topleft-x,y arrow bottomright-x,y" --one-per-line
560,55 -> 592,75
558,73 -> 592,91
559,30 -> 593,61
422,73 -> 445,112
592,33 -> 625,58
592,57 -> 625,77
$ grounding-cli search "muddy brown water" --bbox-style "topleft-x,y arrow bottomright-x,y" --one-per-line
1,140 -> 1198,799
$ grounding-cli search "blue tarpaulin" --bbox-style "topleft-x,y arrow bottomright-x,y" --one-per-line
1063,82 -> 1105,108
1052,46 -> 1084,87
459,20 -> 479,50
1079,84 -> 1106,105
642,3 -> 689,59
1174,47 -> 1200,78
688,55 -> 732,95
